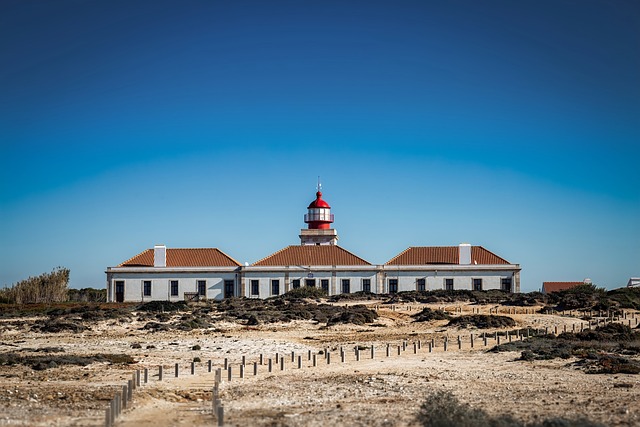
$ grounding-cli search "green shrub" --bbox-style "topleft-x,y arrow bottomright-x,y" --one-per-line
448,315 -> 516,329
416,390 -> 605,427
282,286 -> 327,300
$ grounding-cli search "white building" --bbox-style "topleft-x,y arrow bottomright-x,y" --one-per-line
106,189 -> 521,302
105,247 -> 241,303
628,278 -> 640,288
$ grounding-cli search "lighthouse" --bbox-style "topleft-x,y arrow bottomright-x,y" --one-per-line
300,187 -> 338,245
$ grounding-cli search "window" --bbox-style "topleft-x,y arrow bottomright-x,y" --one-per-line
417,278 -> 426,292
251,280 -> 259,296
321,279 -> 329,293
473,278 -> 483,291
305,279 -> 316,287
501,278 -> 512,292
271,280 -> 280,295
170,280 -> 179,296
197,280 -> 206,296
341,279 -> 351,294
445,278 -> 454,291
362,279 -> 371,293
224,280 -> 234,298
389,279 -> 398,294
292,279 -> 301,289
143,280 -> 151,296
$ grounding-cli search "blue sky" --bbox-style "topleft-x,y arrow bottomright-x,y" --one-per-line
1,0 -> 638,291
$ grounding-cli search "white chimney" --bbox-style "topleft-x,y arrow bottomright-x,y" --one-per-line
459,243 -> 471,265
154,244 -> 166,267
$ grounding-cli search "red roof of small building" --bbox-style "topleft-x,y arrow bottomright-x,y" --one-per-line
119,248 -> 241,267
385,246 -> 511,265
307,191 -> 331,209
252,245 -> 370,266
542,282 -> 583,293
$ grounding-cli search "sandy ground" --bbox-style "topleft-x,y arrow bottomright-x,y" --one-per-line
1,302 -> 639,426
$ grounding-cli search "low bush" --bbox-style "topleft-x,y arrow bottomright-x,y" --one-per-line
416,390 -> 605,427
412,307 -> 451,322
281,286 -> 327,300
448,315 -> 516,329
492,324 -> 640,374
0,352 -> 135,370
137,301 -> 187,312
326,305 -> 378,326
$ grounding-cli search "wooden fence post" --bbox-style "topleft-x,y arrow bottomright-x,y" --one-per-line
217,405 -> 224,426
121,385 -> 127,409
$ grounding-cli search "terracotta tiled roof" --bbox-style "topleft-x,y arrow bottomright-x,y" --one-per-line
252,245 -> 371,266
542,282 -> 583,293
385,246 -> 511,265
119,248 -> 241,267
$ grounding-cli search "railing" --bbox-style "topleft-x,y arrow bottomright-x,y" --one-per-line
304,213 -> 334,222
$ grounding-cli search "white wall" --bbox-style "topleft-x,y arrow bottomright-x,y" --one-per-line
108,271 -> 238,302
107,265 -> 520,301
242,269 -> 379,298
382,269 -> 516,292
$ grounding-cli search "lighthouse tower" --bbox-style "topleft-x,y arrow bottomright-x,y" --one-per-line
299,186 -> 338,245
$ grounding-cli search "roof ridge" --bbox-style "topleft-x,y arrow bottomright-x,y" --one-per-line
474,246 -> 510,264
385,246 -> 418,265
385,247 -> 413,265
212,248 -> 242,267
118,248 -> 151,267
251,245 -> 293,266
334,245 -> 372,265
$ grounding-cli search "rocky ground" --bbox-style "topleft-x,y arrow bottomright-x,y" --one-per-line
0,300 -> 639,426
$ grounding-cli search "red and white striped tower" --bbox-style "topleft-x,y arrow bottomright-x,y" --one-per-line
300,181 -> 338,245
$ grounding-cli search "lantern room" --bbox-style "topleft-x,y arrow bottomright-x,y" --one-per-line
304,191 -> 334,229
300,189 -> 338,245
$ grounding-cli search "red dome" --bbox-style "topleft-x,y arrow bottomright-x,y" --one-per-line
307,191 -> 331,209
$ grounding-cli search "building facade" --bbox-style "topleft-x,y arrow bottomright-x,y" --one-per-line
106,190 -> 521,302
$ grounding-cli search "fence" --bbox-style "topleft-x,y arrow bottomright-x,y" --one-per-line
102,308 -> 637,426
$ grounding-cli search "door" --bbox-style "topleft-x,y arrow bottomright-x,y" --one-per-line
115,281 -> 125,302
197,280 -> 206,296
389,279 -> 398,294
224,280 -> 234,298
